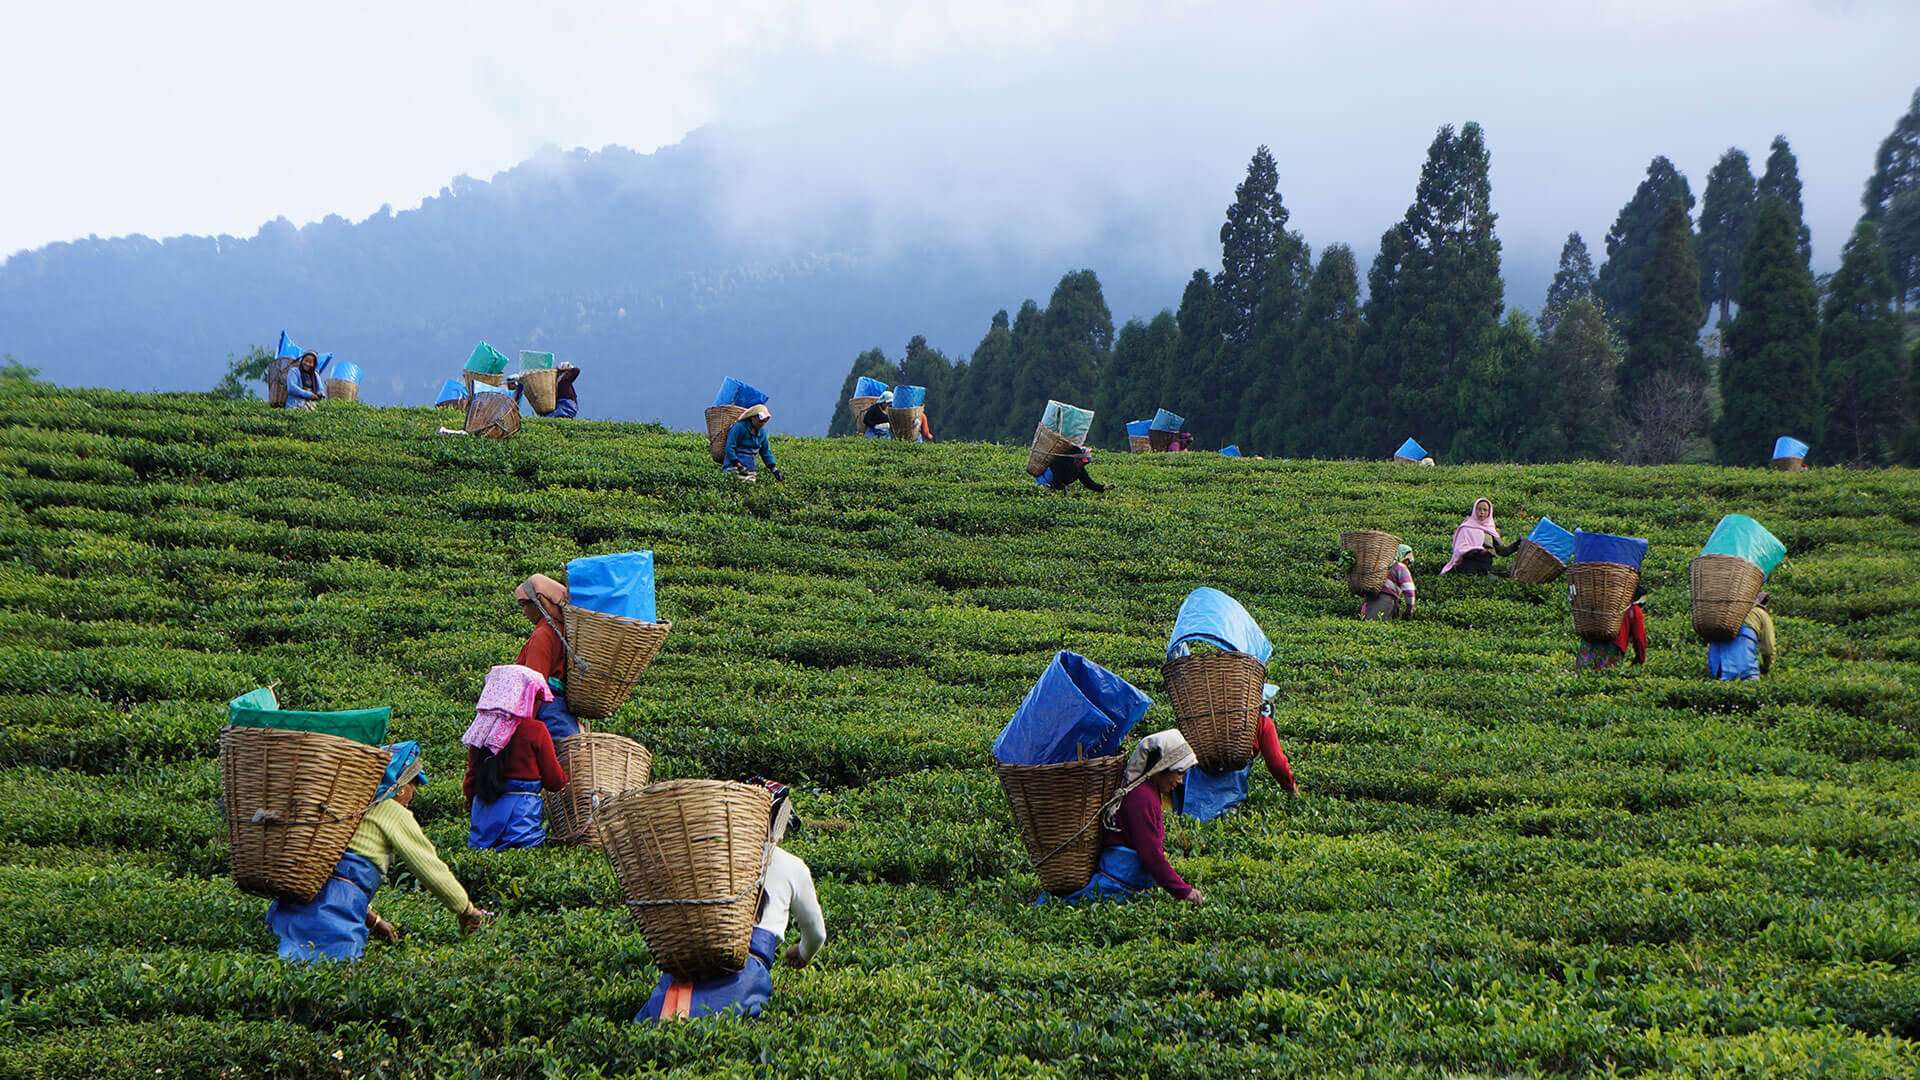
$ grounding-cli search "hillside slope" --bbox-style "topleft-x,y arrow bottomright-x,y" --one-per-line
3,387 -> 1919,1075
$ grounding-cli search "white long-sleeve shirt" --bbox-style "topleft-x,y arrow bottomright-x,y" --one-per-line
759,846 -> 826,964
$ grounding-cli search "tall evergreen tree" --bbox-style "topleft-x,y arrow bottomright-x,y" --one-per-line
1820,220 -> 1908,464
1521,296 -> 1620,461
1164,270 -> 1222,431
1214,146 -> 1289,347
947,310 -> 1012,440
1003,300 -> 1046,442
1353,222 -> 1413,456
1094,312 -> 1178,447
1006,271 -> 1111,440
1202,147 -> 1301,444
825,347 -> 904,437
1620,198 -> 1706,423
1696,148 -> 1758,326
1277,244 -> 1362,458
1883,189 -> 1920,314
1451,310 -> 1534,461
900,334 -> 954,406
1718,196 -> 1822,464
1235,236 -> 1311,447
1540,231 -> 1598,340
1862,87 -> 1920,220
1757,136 -> 1813,265
1597,156 -> 1694,332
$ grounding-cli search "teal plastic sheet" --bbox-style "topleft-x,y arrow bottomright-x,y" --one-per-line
465,341 -> 511,374
1167,587 -> 1272,662
1773,436 -> 1809,460
1394,437 -> 1428,460
1150,409 -> 1185,432
567,551 -> 656,622
891,385 -> 927,409
227,688 -> 390,747
992,652 -> 1150,766
1526,517 -> 1576,563
1700,514 -> 1786,577
519,350 -> 554,371
1041,401 -> 1094,441
434,378 -> 467,404
853,376 -> 890,398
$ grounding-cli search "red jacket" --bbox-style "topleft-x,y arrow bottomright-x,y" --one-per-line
1615,602 -> 1647,665
463,720 -> 568,801
517,622 -> 566,684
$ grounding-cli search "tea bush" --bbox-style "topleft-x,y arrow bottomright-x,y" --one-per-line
1,384 -> 1918,1075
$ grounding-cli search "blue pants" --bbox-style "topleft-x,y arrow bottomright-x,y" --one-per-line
265,852 -> 382,962
1046,846 -> 1154,904
469,778 -> 547,849
635,927 -> 780,1021
1708,625 -> 1762,680
538,697 -> 580,741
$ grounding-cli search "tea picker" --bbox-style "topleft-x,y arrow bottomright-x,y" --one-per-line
1441,498 -> 1520,576
463,664 -> 569,850
1165,587 -> 1298,824
1693,515 -> 1786,681
723,404 -> 783,482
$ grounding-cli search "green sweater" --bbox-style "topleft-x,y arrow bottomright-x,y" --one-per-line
347,800 -> 470,914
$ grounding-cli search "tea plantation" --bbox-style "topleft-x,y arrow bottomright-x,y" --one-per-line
4,384 -> 1920,1077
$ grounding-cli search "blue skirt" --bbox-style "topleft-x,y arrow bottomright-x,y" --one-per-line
537,697 -> 581,741
1180,763 -> 1251,822
469,778 -> 547,849
1050,846 -> 1155,904
265,851 -> 383,962
635,926 -> 781,1022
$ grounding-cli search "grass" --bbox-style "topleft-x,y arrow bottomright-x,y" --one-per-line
2,383 -> 1919,1076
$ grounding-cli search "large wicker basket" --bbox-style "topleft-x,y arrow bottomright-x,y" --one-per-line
220,726 -> 388,902
1510,539 -> 1566,585
850,395 -> 881,434
465,392 -> 521,439
1128,435 -> 1151,454
266,357 -> 293,407
1340,530 -> 1401,596
706,405 -> 745,463
889,405 -> 924,441
601,780 -> 772,979
520,369 -> 558,414
1568,562 -> 1640,643
546,732 -> 653,846
1164,650 -> 1266,772
325,379 -> 359,403
1690,555 -> 1764,642
563,605 -> 672,720
462,371 -> 505,397
437,395 -> 466,410
1772,456 -> 1806,472
1026,424 -> 1080,477
995,754 -> 1126,895
1148,429 -> 1175,452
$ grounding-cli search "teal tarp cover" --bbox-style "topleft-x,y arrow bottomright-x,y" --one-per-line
1700,514 -> 1786,577
435,378 -> 467,404
1773,436 -> 1809,460
519,350 -> 554,371
1041,400 -> 1094,441
891,385 -> 927,409
567,551 -> 656,622
1394,437 -> 1427,460
1166,587 -> 1273,663
853,376 -> 890,398
465,342 -> 511,374
1525,517 -> 1576,563
992,651 -> 1150,766
1150,408 -> 1185,432
227,687 -> 391,747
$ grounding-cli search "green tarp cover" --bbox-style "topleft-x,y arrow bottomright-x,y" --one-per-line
519,350 -> 554,370
1041,400 -> 1094,441
1700,514 -> 1786,578
227,688 -> 390,747
464,341 -> 511,374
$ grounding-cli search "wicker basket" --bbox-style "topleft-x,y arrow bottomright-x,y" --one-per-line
546,732 -> 653,846
1340,530 -> 1402,596
464,392 -> 521,439
1568,562 -> 1640,643
1690,555 -> 1764,642
1026,424 -> 1080,477
1772,456 -> 1806,472
1510,539 -> 1566,585
220,726 -> 387,902
462,371 -> 505,397
563,605 -> 672,720
520,369 -> 558,414
1163,650 -> 1266,772
437,396 -> 466,410
1128,435 -> 1151,454
266,357 -> 293,407
601,780 -> 772,979
325,379 -> 359,403
1148,429 -> 1175,452
888,405 -> 924,441
706,405 -> 746,463
850,395 -> 881,434
995,755 -> 1126,895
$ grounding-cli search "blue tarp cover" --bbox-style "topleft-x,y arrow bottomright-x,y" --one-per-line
713,378 -> 770,409
314,352 -> 334,377
1180,764 -> 1249,821
1525,517 -> 1576,563
1166,587 -> 1273,662
276,331 -> 302,360
992,651 -> 1150,766
1701,514 -> 1787,577
1574,530 -> 1649,569
1150,409 -> 1185,432
891,385 -> 927,409
1219,445 -> 1242,457
566,552 -> 657,622
1394,437 -> 1428,460
329,361 -> 361,384
472,382 -> 513,396
1773,436 -> 1809,460
435,378 -> 467,404
1125,419 -> 1152,437
853,376 -> 890,398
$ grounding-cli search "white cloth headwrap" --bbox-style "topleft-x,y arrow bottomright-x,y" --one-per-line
1099,730 -> 1197,830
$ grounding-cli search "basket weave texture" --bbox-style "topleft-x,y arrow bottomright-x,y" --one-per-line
706,405 -> 745,463
462,371 -> 505,397
1772,456 -> 1807,472
545,732 -> 653,846
563,605 -> 671,720
995,755 -> 1126,895
1568,562 -> 1639,642
1128,435 -> 1150,453
889,405 -> 924,441
1148,429 -> 1175,452
325,379 -> 359,403
220,726 -> 387,902
1026,424 -> 1081,476
849,395 -> 880,434
1510,539 -> 1566,585
267,357 -> 292,407
520,369 -> 558,414
601,780 -> 772,979
1164,651 -> 1266,772
464,392 -> 521,439
1690,555 -> 1764,642
1340,530 -> 1401,596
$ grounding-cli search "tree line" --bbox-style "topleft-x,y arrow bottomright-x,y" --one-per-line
832,89 -> 1920,465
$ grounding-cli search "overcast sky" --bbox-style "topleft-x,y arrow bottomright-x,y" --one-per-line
4,1 -> 1915,308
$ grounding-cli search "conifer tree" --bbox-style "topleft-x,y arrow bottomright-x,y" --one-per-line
1540,232 -> 1598,340
1451,311 -> 1533,461
1353,223 -> 1412,457
825,347 -> 904,437
1620,198 -> 1706,422
1094,312 -> 1178,447
1697,148 -> 1757,325
1277,244 -> 1361,458
1820,220 -> 1908,463
1215,147 -> 1288,347
1757,136 -> 1812,266
948,310 -> 1012,441
1003,300 -> 1045,442
1007,271 -> 1111,440
1597,156 -> 1693,332
1522,296 -> 1620,461
1236,236 -> 1311,447
1862,87 -> 1920,220
1883,189 -> 1920,314
1718,197 -> 1822,463
1164,270 -> 1222,431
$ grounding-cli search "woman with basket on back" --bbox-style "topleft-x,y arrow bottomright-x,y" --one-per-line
512,574 -> 584,740
1057,731 -> 1206,906
464,664 -> 570,849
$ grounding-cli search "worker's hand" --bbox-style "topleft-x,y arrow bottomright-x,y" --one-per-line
771,467 -> 785,483
367,910 -> 400,943
458,905 -> 494,934
1284,782 -> 1301,798
1183,887 -> 1207,907
784,943 -> 809,969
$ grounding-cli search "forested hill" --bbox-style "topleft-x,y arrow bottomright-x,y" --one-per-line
0,130 -> 1179,433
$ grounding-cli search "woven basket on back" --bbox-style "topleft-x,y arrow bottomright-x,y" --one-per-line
1340,530 -> 1401,596
1148,429 -> 1175,452
1026,424 -> 1080,476
267,357 -> 293,407
437,396 -> 466,410
465,392 -> 521,439
1690,555 -> 1765,642
220,726 -> 387,902
996,754 -> 1125,894
849,395 -> 881,434
462,371 -> 505,397
889,405 -> 924,441
520,369 -> 558,414
1164,650 -> 1267,772
545,732 -> 654,846
325,379 -> 360,403
705,405 -> 745,463
1510,539 -> 1566,585
1568,562 -> 1639,643
563,605 -> 672,720
601,780 -> 772,979
1772,456 -> 1806,472
1128,435 -> 1151,453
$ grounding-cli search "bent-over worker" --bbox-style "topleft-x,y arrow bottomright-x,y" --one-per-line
465,664 -> 569,849
861,391 -> 894,437
1361,544 -> 1416,620
1578,581 -> 1648,671
724,404 -> 783,481
1037,446 -> 1109,493
1062,730 -> 1204,905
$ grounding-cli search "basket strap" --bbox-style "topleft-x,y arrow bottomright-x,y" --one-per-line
623,840 -> 774,907
534,600 -> 582,676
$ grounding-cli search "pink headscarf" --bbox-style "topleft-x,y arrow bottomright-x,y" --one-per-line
1441,498 -> 1499,574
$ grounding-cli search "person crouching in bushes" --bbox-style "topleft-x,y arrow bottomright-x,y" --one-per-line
513,573 -> 581,739
724,404 -> 784,482
285,352 -> 327,409
1708,590 -> 1776,681
509,362 -> 583,418
1577,581 -> 1648,671
1441,498 -> 1518,576
636,778 -> 826,1021
464,664 -> 569,849
861,391 -> 893,437
1361,544 -> 1416,620
266,742 -> 491,961
1036,446 -> 1110,493
1061,730 -> 1205,905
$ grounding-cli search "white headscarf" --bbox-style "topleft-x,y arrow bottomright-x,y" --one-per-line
1101,729 -> 1197,829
